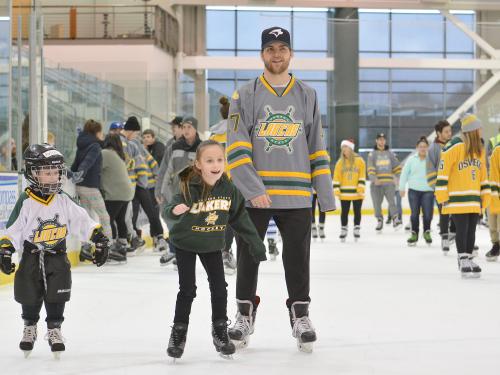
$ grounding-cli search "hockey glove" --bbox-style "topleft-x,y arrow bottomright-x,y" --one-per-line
90,228 -> 109,267
0,241 -> 16,275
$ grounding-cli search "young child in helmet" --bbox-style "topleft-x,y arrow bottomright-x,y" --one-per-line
0,144 -> 110,359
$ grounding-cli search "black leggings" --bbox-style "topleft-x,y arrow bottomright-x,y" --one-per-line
438,203 -> 456,236
105,200 -> 129,239
22,302 -> 65,328
311,194 -> 325,224
451,213 -> 478,255
173,248 -> 228,324
340,199 -> 362,227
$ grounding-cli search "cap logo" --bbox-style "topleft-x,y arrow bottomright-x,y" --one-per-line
269,28 -> 283,38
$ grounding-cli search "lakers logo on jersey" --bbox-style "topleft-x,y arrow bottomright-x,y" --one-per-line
30,215 -> 68,249
257,106 -> 302,153
205,211 -> 219,226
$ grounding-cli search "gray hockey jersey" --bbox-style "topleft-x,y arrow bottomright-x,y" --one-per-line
367,147 -> 401,185
227,74 -> 335,211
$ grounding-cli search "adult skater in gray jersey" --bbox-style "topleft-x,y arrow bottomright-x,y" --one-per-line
226,26 -> 335,353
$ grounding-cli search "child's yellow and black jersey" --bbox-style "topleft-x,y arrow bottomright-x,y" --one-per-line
435,137 -> 490,214
333,156 -> 366,201
489,144 -> 500,214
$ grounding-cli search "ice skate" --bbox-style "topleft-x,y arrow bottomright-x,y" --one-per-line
128,236 -> 145,256
167,323 -> 188,360
160,252 -> 176,266
289,301 -> 316,353
393,216 -> 402,231
19,324 -> 37,358
222,248 -> 236,275
318,224 -> 325,240
441,234 -> 450,255
423,230 -> 432,246
353,225 -> 361,242
458,255 -> 480,279
407,231 -> 418,247
486,242 -> 499,262
106,248 -> 127,265
79,242 -> 93,263
311,224 -> 318,239
339,226 -> 347,243
46,327 -> 65,360
212,319 -> 235,359
268,238 -> 279,261
375,218 -> 383,234
228,298 -> 258,349
153,236 -> 168,253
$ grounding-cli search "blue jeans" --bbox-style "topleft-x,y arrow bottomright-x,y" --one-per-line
408,189 -> 434,233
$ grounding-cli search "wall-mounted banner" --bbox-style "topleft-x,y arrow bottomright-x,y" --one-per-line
0,173 -> 19,230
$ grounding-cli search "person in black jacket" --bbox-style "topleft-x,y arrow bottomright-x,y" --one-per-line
71,120 -> 125,263
142,129 -> 165,165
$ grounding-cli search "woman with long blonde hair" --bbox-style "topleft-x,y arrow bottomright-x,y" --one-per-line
333,139 -> 366,242
435,114 -> 490,278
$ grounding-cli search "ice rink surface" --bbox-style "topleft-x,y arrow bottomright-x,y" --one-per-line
1,215 -> 500,375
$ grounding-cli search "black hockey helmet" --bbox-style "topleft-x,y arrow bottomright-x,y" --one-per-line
24,143 -> 67,194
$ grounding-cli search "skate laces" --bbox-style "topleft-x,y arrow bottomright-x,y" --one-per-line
292,316 -> 314,337
170,326 -> 187,346
22,325 -> 37,342
213,322 -> 230,343
45,328 -> 65,344
232,312 -> 252,335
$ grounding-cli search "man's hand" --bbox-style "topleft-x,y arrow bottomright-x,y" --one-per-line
250,194 -> 272,209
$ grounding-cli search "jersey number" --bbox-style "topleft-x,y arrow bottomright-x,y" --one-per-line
230,113 -> 240,132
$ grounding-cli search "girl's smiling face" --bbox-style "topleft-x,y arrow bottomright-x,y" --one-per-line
195,144 -> 225,186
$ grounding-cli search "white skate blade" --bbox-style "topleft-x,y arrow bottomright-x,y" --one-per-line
231,338 -> 249,349
461,272 -> 481,279
23,350 -> 32,358
126,251 -> 136,257
224,267 -> 236,276
486,256 -> 498,262
53,351 -> 62,360
105,259 -> 127,266
297,340 -> 313,353
340,238 -> 346,243
219,353 -> 234,360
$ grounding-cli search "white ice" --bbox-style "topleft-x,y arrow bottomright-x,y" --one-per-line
1,215 -> 500,375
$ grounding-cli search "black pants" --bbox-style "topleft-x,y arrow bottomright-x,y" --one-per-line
132,186 -> 164,237
174,248 -> 228,324
105,200 -> 129,239
437,203 -> 456,236
451,213 -> 478,254
340,200 -> 363,227
236,208 -> 311,307
22,302 -> 65,328
311,194 -> 325,224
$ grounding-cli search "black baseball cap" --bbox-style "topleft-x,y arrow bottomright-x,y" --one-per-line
169,116 -> 183,126
261,26 -> 291,50
376,132 -> 386,139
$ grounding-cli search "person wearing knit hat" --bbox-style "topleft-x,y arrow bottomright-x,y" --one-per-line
122,115 -> 172,256
333,139 -> 366,242
435,113 -> 490,278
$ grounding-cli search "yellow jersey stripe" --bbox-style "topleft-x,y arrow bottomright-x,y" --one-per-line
228,157 -> 253,171
309,150 -> 329,161
258,171 -> 311,179
267,189 -> 311,197
312,169 -> 331,178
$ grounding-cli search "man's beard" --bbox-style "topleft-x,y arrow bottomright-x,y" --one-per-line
264,58 -> 290,75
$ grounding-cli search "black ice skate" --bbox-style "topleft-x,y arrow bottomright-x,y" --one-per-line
289,301 -> 316,353
212,319 -> 235,359
159,252 -> 175,267
46,326 -> 65,360
128,236 -> 145,256
441,234 -> 450,255
268,238 -> 279,261
228,297 -> 259,349
375,218 -> 383,233
458,255 -> 480,279
392,216 -> 403,231
167,323 -> 188,360
339,226 -> 347,242
19,323 -> 37,358
486,242 -> 500,262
